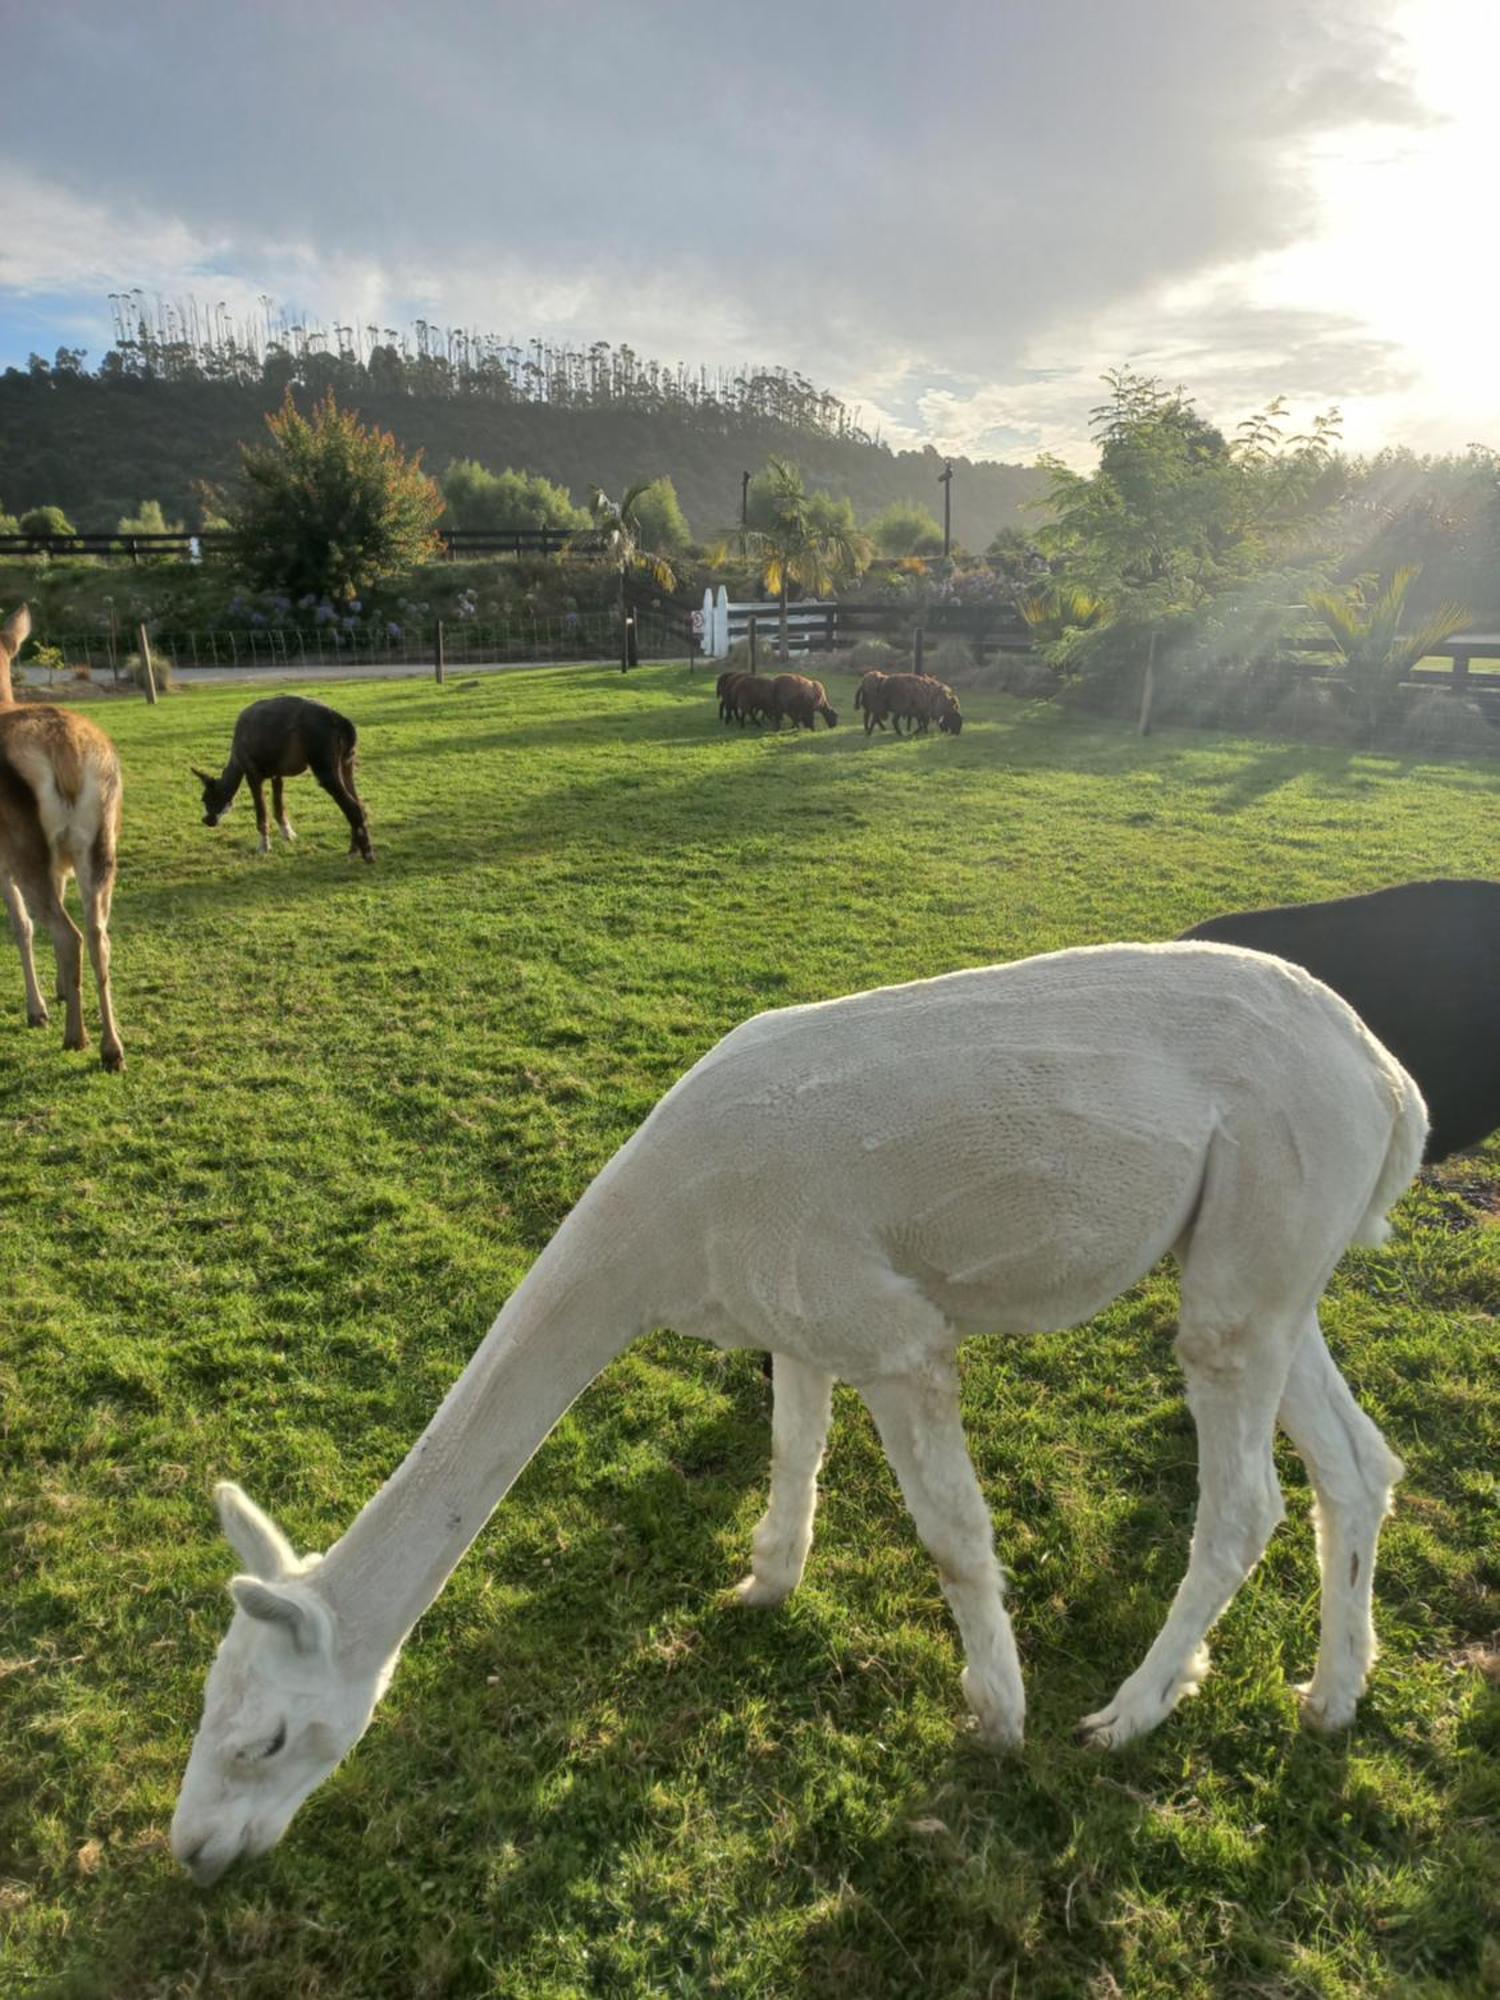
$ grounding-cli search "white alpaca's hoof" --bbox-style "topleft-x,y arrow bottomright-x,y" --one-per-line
281,826 -> 297,842
1295,1680 -> 1360,1734
962,1670 -> 1024,1750
1076,1646 -> 1210,1749
734,1571 -> 793,1609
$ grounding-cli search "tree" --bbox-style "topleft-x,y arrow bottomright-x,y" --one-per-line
1039,371 -> 1342,730
868,500 -> 945,557
737,458 -> 871,658
19,504 -> 76,539
229,390 -> 443,602
585,484 -> 679,671
627,476 -> 692,556
440,459 -> 586,534
1305,565 -> 1470,735
117,498 -> 184,535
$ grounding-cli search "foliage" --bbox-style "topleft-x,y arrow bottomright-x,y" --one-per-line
439,459 -> 587,534
585,483 -> 680,669
625,474 -> 693,555
1017,583 -> 1110,645
0,500 -> 18,534
736,458 -> 872,656
229,390 -> 444,602
116,498 -> 184,537
1305,565 -> 1471,730
18,503 -> 76,538
868,499 -> 944,557
1,669 -> 1496,1997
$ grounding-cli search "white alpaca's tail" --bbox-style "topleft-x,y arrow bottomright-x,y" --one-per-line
1352,1068 -> 1428,1247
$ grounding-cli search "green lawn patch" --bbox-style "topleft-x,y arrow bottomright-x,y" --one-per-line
2,666 -> 1496,1997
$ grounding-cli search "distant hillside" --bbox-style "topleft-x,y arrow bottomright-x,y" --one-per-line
0,374 -> 1045,549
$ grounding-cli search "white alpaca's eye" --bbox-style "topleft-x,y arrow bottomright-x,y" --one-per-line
262,1722 -> 288,1758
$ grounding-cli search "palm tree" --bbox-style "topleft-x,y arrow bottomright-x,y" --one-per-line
1305,565 -> 1469,733
736,459 -> 871,660
585,485 -> 678,671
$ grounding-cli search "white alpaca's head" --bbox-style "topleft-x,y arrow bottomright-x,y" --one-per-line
171,1483 -> 392,1886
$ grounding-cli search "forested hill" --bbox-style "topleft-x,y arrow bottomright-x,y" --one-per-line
0,372 -> 1045,547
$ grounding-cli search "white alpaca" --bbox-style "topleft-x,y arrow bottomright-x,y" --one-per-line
172,943 -> 1424,1884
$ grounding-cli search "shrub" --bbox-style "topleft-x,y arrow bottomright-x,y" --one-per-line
1262,680 -> 1353,745
868,501 -> 944,558
440,460 -> 587,534
19,504 -> 76,539
1398,690 -> 1494,757
230,391 -> 443,603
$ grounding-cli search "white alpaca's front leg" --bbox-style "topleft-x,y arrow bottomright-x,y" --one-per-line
861,1366 -> 1025,1748
736,1354 -> 834,1607
1276,1318 -> 1402,1732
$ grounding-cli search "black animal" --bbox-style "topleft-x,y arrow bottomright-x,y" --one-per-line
194,697 -> 374,862
1181,878 -> 1500,1161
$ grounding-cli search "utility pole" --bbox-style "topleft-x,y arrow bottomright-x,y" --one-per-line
741,469 -> 751,528
939,460 -> 954,560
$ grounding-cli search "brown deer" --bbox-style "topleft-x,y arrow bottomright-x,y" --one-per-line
193,697 -> 374,862
0,604 -> 126,1070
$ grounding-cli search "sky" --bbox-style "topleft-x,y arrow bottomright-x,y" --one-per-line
0,0 -> 1493,467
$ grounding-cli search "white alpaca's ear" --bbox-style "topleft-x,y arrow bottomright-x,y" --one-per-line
230,1576 -> 330,1657
215,1481 -> 299,1580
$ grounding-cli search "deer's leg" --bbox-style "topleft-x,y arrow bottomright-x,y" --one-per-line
30,863 -> 85,1052
271,775 -> 296,842
249,777 -> 271,855
736,1355 -> 835,1608
2,875 -> 50,1027
74,837 -> 124,1072
1277,1315 -> 1402,1731
861,1363 -> 1026,1747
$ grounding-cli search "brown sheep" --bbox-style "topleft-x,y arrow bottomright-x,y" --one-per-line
855,670 -> 891,733
771,673 -> 838,730
878,672 -> 964,737
729,674 -> 780,726
717,670 -> 749,723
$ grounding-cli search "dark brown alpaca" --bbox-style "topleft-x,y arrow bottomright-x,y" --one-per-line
194,697 -> 374,862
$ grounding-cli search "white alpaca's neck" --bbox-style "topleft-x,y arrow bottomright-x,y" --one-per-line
316,1210 -> 652,1657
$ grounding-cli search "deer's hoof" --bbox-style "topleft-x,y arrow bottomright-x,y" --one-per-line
100,1045 -> 125,1074
26,1007 -> 50,1029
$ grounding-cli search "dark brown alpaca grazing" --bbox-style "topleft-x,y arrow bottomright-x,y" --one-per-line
194,697 -> 374,862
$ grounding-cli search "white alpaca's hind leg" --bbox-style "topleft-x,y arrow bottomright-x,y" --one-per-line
1077,1308 -> 1296,1749
736,1354 -> 834,1608
1277,1316 -> 1402,1732
861,1366 -> 1026,1748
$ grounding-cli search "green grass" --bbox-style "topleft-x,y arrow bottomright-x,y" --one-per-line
2,666 -> 1496,1999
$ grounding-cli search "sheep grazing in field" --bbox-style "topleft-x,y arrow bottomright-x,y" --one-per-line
174,943 -> 1423,1884
1181,878 -> 1500,1162
772,672 -> 838,730
725,673 -> 781,727
716,670 -> 747,723
0,603 -> 125,1069
854,669 -> 890,730
194,697 -> 374,862
864,671 -> 963,737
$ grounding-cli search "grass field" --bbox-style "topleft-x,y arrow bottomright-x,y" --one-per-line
1,664 -> 1496,1999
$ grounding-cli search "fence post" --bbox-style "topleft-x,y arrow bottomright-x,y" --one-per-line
1137,628 -> 1157,737
435,620 -> 446,684
914,625 -> 925,677
137,623 -> 158,705
749,617 -> 758,671
1451,646 -> 1471,692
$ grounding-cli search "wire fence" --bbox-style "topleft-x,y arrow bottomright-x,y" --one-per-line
23,609 -> 692,683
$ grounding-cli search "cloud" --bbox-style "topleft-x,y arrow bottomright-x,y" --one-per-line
0,0 -> 1463,461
